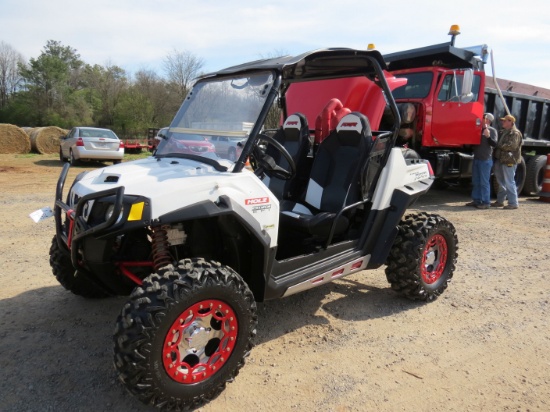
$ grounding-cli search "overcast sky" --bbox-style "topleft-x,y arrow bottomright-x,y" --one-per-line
2,0 -> 550,89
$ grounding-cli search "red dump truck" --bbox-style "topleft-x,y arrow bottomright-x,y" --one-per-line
286,26 -> 550,195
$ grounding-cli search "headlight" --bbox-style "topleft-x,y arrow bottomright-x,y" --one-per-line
105,204 -> 124,223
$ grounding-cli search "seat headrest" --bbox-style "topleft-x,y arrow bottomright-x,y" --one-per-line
283,113 -> 305,131
336,113 -> 370,134
334,112 -> 372,146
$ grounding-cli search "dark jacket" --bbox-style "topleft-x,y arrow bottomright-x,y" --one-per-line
473,126 -> 497,161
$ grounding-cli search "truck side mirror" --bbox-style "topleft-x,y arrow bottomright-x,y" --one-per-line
460,69 -> 474,103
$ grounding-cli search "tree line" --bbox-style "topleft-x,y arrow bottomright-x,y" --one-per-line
0,40 -> 205,138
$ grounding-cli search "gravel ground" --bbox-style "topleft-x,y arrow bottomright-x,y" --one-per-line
1,154 -> 549,412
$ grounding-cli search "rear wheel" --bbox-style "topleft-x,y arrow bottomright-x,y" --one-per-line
59,148 -> 67,162
69,150 -> 79,166
113,258 -> 257,411
523,155 -> 547,195
385,212 -> 458,301
515,156 -> 526,195
49,236 -> 111,298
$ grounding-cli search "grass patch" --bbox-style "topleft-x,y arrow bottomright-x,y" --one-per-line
15,153 -> 41,159
124,151 -> 153,162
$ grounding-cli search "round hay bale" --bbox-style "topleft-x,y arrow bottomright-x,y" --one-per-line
21,127 -> 35,136
0,124 -> 31,154
29,126 -> 68,154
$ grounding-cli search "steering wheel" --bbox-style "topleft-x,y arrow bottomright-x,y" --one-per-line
251,134 -> 296,180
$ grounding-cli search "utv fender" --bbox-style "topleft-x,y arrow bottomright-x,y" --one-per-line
157,195 -> 275,294
367,181 -> 432,267
157,195 -> 271,248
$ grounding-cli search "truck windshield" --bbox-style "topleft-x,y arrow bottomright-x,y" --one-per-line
155,71 -> 275,165
392,72 -> 434,99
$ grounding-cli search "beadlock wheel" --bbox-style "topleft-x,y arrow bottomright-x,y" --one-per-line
113,258 -> 257,411
421,233 -> 448,285
385,212 -> 458,301
163,299 -> 239,384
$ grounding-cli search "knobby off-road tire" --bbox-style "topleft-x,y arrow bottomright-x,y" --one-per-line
48,236 -> 111,298
113,258 -> 258,411
385,212 -> 458,301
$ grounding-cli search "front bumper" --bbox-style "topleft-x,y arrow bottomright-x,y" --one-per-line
54,163 -> 151,271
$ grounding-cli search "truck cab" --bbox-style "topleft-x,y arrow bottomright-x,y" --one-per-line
383,42 -> 488,182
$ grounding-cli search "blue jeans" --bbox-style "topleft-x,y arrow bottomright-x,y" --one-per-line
493,161 -> 519,206
471,158 -> 493,205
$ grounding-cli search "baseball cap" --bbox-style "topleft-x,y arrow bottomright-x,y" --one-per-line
484,113 -> 494,122
500,114 -> 516,122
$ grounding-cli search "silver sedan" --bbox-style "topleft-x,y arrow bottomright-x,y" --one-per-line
60,127 -> 124,165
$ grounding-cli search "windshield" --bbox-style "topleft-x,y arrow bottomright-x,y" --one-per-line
155,71 -> 275,167
392,72 -> 434,99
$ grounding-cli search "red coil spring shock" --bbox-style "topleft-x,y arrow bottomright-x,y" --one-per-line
151,225 -> 172,271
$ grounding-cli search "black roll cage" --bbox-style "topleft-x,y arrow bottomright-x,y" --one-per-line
191,48 -> 403,174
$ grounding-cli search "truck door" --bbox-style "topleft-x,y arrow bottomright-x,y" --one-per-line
431,71 -> 484,146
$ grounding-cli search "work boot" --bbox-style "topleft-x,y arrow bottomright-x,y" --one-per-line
503,204 -> 518,209
475,204 -> 489,209
491,201 -> 504,208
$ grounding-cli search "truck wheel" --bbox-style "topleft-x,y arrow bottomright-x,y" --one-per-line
385,212 -> 458,301
514,156 -> 526,195
49,236 -> 111,298
523,155 -> 547,195
113,258 -> 257,411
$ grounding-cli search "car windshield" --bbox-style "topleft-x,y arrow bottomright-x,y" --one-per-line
155,71 -> 275,166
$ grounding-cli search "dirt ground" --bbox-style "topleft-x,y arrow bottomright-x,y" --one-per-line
1,153 -> 549,412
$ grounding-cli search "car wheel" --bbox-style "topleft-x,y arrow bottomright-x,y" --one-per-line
385,212 -> 458,301
113,258 -> 257,411
113,160 -> 121,165
59,148 -> 66,162
69,150 -> 79,166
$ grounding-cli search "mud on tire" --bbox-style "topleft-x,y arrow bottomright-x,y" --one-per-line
113,258 -> 257,411
385,212 -> 458,301
49,236 -> 111,298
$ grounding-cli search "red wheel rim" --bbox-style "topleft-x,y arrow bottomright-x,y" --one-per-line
163,299 -> 238,384
421,234 -> 448,284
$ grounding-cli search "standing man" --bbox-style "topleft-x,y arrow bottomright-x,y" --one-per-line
466,113 -> 498,209
492,114 -> 523,209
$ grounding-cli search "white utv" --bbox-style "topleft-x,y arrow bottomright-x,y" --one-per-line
50,48 -> 458,411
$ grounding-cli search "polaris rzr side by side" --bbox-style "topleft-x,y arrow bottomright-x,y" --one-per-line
51,48 -> 458,411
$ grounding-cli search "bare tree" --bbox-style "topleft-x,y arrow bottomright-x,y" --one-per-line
163,49 -> 204,102
0,41 -> 25,109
